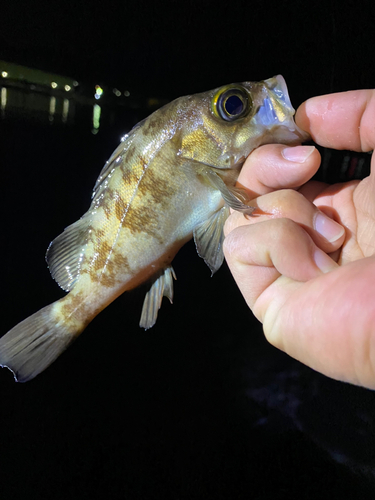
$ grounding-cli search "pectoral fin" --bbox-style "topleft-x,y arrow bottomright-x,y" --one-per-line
139,266 -> 176,329
201,167 -> 255,214
194,206 -> 229,275
180,160 -> 255,215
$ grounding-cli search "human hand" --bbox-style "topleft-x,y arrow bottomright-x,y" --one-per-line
223,90 -> 375,389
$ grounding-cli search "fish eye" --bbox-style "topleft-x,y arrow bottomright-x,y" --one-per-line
212,85 -> 252,122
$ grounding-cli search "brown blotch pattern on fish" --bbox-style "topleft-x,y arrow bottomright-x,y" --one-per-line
124,144 -> 136,163
103,204 -> 112,220
95,187 -> 129,223
124,204 -> 164,244
61,291 -> 90,328
100,270 -> 116,288
95,189 -> 114,220
112,252 -> 130,269
137,170 -> 173,209
98,253 -> 129,287
96,228 -> 106,240
114,192 -> 128,222
90,241 -> 113,273
85,240 -> 130,288
122,168 -> 140,187
142,114 -> 166,136
98,251 -> 130,288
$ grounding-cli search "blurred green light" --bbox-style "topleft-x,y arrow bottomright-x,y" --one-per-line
93,103 -> 101,131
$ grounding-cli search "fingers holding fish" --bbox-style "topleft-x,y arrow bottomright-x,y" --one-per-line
223,186 -> 345,320
237,144 -> 321,197
223,217 -> 339,319
296,90 -> 375,152
224,188 -> 346,255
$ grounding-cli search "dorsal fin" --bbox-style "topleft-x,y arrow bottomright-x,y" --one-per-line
45,214 -> 92,292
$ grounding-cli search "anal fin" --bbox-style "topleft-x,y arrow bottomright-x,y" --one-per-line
139,266 -> 176,329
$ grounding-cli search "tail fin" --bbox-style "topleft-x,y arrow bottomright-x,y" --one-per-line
0,303 -> 76,382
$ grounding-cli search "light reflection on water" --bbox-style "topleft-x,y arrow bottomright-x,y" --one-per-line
1,87 -> 6,116
0,85 -> 149,135
1,85 -> 77,125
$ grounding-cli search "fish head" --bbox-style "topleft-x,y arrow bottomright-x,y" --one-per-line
178,75 -> 310,169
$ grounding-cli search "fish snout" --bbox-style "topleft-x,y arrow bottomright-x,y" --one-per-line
259,74 -> 311,144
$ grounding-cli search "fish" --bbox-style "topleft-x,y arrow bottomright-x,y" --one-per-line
0,75 -> 309,382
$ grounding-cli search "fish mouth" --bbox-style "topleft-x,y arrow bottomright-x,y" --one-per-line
260,74 -> 311,144
267,75 -> 293,110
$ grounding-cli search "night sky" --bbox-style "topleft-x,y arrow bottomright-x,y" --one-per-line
2,0 -> 374,100
1,1 -> 375,499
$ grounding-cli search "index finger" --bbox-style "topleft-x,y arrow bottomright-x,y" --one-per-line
296,89 -> 375,152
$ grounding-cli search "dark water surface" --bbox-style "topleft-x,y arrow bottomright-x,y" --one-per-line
1,96 -> 375,499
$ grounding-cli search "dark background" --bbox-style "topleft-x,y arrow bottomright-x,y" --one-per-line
1,1 -> 375,499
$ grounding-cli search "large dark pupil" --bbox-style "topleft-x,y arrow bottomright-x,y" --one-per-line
224,95 -> 244,116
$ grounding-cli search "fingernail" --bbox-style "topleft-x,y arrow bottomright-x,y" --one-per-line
282,145 -> 315,163
314,248 -> 339,273
315,213 -> 345,243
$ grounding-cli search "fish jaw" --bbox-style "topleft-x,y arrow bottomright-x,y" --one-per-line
244,74 -> 310,149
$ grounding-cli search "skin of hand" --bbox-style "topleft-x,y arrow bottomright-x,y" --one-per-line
223,90 -> 375,390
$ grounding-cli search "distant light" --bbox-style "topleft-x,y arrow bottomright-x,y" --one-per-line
95,85 -> 103,99
62,98 -> 69,124
51,82 -> 58,89
92,103 -> 101,133
124,90 -> 130,97
73,80 -> 79,87
1,71 -> 8,78
64,84 -> 71,92
113,88 -> 121,97
1,87 -> 7,113
49,96 -> 56,123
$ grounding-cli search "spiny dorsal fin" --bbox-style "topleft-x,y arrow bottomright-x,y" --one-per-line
45,214 -> 92,291
139,266 -> 176,329
193,206 -> 230,275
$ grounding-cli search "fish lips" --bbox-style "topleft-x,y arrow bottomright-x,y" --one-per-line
256,74 -> 311,144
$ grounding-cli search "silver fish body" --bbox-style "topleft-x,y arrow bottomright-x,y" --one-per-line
0,75 -> 309,382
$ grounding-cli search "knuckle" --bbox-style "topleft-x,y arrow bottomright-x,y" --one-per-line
276,188 -> 305,207
269,217 -> 309,249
